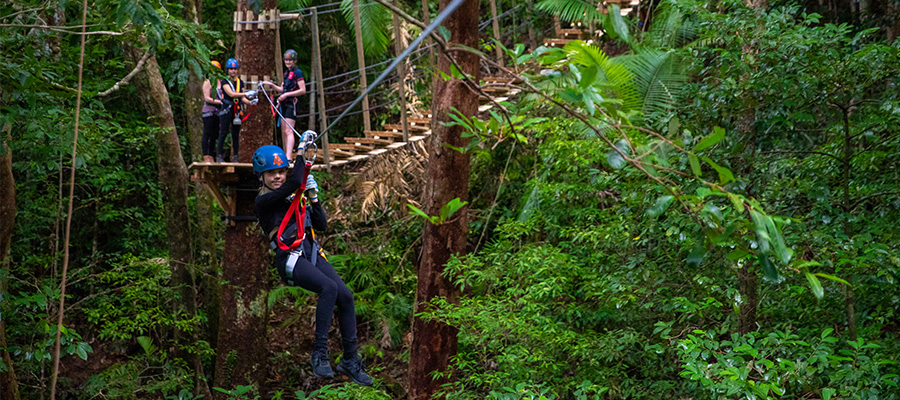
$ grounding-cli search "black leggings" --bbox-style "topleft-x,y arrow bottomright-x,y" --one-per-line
202,115 -> 219,156
277,252 -> 357,352
217,111 -> 240,161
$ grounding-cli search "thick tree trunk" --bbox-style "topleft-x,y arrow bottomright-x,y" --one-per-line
0,130 -> 21,400
212,0 -> 275,395
124,42 -> 198,359
408,0 -> 479,398
181,0 -> 221,379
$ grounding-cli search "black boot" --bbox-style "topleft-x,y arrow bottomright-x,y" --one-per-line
336,355 -> 373,386
216,154 -> 225,163
310,350 -> 334,378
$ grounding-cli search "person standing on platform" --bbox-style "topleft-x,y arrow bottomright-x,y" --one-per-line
201,60 -> 224,163
218,58 -> 256,162
261,49 -> 306,160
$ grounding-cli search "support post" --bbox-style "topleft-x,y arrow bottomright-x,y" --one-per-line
489,0 -> 503,67
352,0 -> 372,132
308,51 -> 317,132
312,7 -> 331,166
422,0 -> 435,67
393,0 -> 409,141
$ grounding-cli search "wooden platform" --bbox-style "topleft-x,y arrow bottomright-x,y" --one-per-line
188,161 -> 326,224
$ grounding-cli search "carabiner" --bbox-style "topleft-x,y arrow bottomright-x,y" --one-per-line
296,130 -> 318,165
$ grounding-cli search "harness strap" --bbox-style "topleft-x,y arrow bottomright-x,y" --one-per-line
275,162 -> 312,251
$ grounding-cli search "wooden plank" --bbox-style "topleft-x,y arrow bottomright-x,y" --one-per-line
331,143 -> 374,152
245,11 -> 253,31
364,130 -> 404,139
407,117 -> 431,125
257,10 -> 265,30
556,28 -> 584,37
408,135 -> 426,142
348,154 -> 370,162
543,38 -> 572,47
343,137 -> 392,146
233,11 -> 238,31
269,9 -> 278,30
368,148 -> 389,156
330,160 -> 350,167
330,149 -> 355,159
383,123 -> 428,132
387,142 -> 407,149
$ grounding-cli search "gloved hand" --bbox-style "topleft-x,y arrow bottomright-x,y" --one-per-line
244,90 -> 257,99
250,98 -> 259,105
305,174 -> 318,197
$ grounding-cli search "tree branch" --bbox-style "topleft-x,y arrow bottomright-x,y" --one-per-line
761,149 -> 841,162
98,49 -> 152,97
851,191 -> 900,210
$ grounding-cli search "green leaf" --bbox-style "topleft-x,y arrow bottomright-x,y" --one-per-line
750,210 -> 771,255
727,249 -> 749,261
700,156 -> 733,185
822,387 -> 836,400
407,204 -> 437,224
694,126 -> 726,152
759,255 -> 779,282
805,272 -> 824,299
686,245 -> 705,268
438,198 -> 469,224
137,336 -> 154,356
728,193 -> 745,213
646,195 -> 674,217
815,273 -> 851,286
604,5 -> 632,45
763,214 -> 792,264
688,154 -> 701,177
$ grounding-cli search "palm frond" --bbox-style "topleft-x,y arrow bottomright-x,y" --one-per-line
615,49 -> 686,116
341,0 -> 391,56
642,2 -> 697,49
536,0 -> 604,25
565,41 -> 639,109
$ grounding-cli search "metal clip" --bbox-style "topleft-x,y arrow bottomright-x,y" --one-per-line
296,130 -> 318,165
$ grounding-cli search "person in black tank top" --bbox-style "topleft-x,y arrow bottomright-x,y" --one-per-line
261,49 -> 306,159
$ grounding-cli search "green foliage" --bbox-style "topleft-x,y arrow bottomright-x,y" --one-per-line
678,329 -> 899,399
407,198 -> 468,225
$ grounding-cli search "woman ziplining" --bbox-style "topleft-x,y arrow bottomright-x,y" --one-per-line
252,138 -> 373,386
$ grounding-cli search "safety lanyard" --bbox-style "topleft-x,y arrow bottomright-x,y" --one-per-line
275,161 -> 312,251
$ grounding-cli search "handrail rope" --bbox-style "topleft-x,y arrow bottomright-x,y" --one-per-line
317,0 -> 466,141
323,66 -> 428,95
301,85 -> 432,119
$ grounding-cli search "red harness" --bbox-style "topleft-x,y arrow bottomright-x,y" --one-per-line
275,161 -> 312,251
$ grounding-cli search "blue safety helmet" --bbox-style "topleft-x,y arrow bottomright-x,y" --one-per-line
253,145 -> 289,174
226,58 -> 239,69
284,49 -> 297,61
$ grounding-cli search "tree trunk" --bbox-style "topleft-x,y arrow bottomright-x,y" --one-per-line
124,41 -> 198,360
212,0 -> 276,395
737,264 -> 758,334
0,129 -> 21,400
408,0 -> 479,398
839,106 -> 857,341
181,0 -> 217,394
734,0 -> 765,336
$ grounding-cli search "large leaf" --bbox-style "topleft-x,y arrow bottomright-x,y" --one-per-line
805,272 -> 824,299
694,126 -> 725,152
604,4 -> 632,45
341,0 -> 392,56
617,50 -> 687,117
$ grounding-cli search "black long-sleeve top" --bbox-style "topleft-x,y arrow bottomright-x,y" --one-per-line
255,158 -> 326,258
